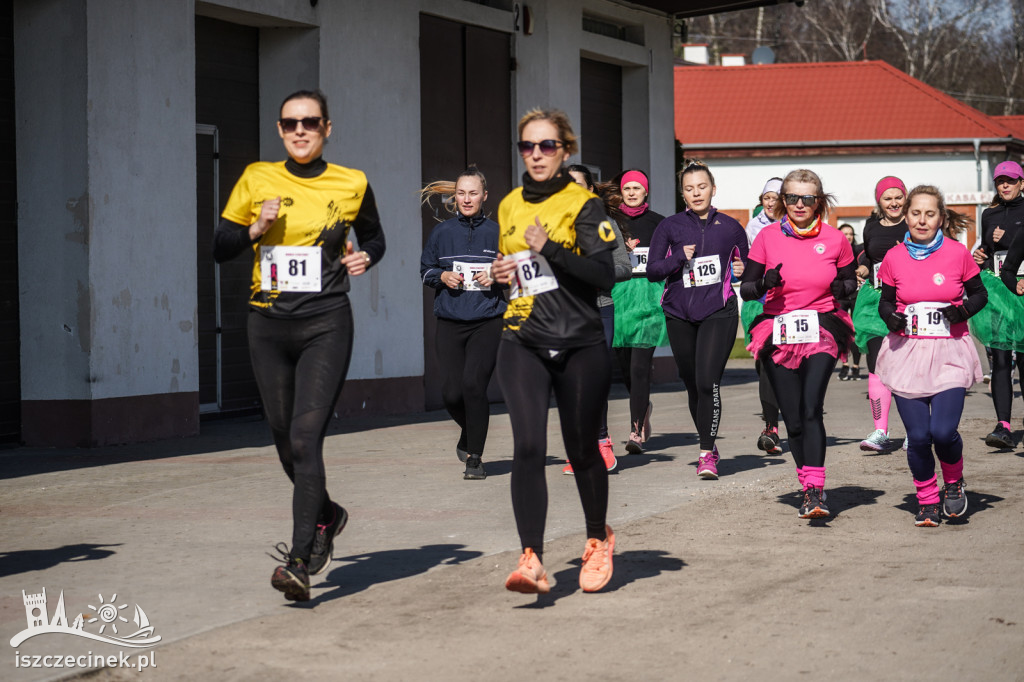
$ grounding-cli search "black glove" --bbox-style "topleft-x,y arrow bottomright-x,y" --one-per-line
885,312 -> 908,334
829,278 -> 846,299
762,263 -> 783,290
940,304 -> 968,324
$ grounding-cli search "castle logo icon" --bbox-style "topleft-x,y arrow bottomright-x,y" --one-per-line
10,588 -> 162,649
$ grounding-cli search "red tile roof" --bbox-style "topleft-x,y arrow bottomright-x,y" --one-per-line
675,61 -> 1018,145
995,116 -> 1024,140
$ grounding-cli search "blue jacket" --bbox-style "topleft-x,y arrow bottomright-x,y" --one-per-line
420,213 -> 507,322
646,207 -> 749,322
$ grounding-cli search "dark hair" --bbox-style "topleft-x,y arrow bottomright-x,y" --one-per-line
677,160 -> 715,192
280,89 -> 330,121
567,164 -> 595,190
839,223 -> 858,246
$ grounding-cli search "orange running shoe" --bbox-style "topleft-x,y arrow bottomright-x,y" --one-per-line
579,525 -> 615,593
562,462 -> 575,475
598,438 -> 617,472
505,548 -> 550,594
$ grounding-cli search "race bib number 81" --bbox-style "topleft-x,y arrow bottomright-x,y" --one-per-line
260,246 -> 322,292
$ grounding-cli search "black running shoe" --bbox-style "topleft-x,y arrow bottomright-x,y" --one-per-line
985,424 -> 1013,448
851,367 -> 862,381
270,543 -> 311,601
838,366 -> 850,381
915,504 -> 941,527
941,478 -> 968,518
309,502 -> 349,576
798,487 -> 830,519
757,427 -> 783,455
464,454 -> 486,480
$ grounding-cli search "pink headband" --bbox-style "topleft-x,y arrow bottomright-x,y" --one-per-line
620,171 -> 649,193
875,176 -> 907,204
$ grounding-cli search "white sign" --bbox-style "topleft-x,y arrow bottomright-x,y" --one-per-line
772,310 -> 820,345
630,247 -> 649,274
944,191 -> 994,205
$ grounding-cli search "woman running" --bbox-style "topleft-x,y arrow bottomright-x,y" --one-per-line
214,89 -> 386,601
852,177 -> 907,452
647,161 -> 748,479
563,164 -> 633,474
874,185 -> 984,526
610,169 -> 667,454
741,169 -> 856,519
970,161 -> 1024,449
837,224 -> 864,381
419,167 -> 506,480
743,178 -> 784,455
492,109 -> 617,594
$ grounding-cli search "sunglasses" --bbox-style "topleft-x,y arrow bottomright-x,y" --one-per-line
517,139 -> 563,157
784,193 -> 819,206
279,117 -> 323,133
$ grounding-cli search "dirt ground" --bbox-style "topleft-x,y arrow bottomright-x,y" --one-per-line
83,412 -> 1024,682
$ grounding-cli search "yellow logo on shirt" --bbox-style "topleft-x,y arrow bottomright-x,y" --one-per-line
598,220 -> 615,242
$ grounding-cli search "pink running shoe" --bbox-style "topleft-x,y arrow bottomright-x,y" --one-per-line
561,462 -> 574,475
625,430 -> 644,455
696,447 -> 720,479
598,438 -> 617,472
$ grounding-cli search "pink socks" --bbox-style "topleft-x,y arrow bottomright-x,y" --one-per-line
914,476 -> 940,505
939,459 -> 964,485
803,466 -> 826,490
868,373 -> 891,433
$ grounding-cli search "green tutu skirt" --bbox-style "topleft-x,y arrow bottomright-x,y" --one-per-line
852,284 -> 889,353
968,270 -> 1024,352
740,299 -> 763,345
611,278 -> 668,348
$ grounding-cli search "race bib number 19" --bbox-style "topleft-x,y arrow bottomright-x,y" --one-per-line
508,249 -> 559,299
260,246 -> 322,292
905,301 -> 951,337
772,310 -> 820,345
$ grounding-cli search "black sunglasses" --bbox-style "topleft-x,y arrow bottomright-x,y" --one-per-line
279,117 -> 323,133
784,193 -> 819,206
517,139 -> 563,157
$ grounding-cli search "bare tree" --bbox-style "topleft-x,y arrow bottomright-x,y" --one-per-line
993,0 -> 1024,115
794,0 -> 877,62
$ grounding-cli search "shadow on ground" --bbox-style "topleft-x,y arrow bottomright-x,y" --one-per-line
894,490 -> 1004,526
515,549 -> 686,609
0,543 -> 123,578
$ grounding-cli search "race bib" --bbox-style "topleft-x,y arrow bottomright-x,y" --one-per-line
905,301 -> 951,338
872,262 -> 881,287
453,261 -> 490,292
681,255 -> 722,288
260,246 -> 322,292
508,250 -> 559,299
630,247 -> 649,274
993,251 -> 1024,277
772,310 -> 820,345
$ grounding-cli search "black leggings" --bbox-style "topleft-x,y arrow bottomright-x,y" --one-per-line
665,313 -> 736,450
762,353 -> 837,469
599,305 -> 615,439
865,336 -> 883,374
435,316 -> 502,455
498,340 -> 611,555
989,349 -> 1024,423
248,304 -> 354,562
755,360 -> 779,429
615,346 -> 656,432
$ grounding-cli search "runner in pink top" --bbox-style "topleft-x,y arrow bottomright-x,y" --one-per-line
874,185 -> 986,527
740,169 -> 856,521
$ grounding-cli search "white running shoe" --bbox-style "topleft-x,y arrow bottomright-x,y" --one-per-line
860,429 -> 890,452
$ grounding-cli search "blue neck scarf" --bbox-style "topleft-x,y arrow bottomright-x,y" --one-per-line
903,230 -> 943,260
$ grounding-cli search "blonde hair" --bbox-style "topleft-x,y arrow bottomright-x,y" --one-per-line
419,167 -> 488,218
905,184 -> 969,239
774,169 -> 837,221
517,108 -> 579,156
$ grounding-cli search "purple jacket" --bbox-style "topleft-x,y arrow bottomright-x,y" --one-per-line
646,207 -> 749,322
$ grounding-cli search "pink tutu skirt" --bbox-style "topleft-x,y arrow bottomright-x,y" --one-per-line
875,333 -> 982,399
746,310 -> 853,370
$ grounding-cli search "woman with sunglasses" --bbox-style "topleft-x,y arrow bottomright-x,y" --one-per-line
419,167 -> 506,481
743,177 -> 784,456
646,161 -> 748,479
851,177 -> 907,453
874,186 -> 983,526
492,109 -> 617,595
741,169 -> 856,520
970,161 -> 1024,449
562,164 -> 633,475
214,89 -> 386,601
610,168 -> 667,454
